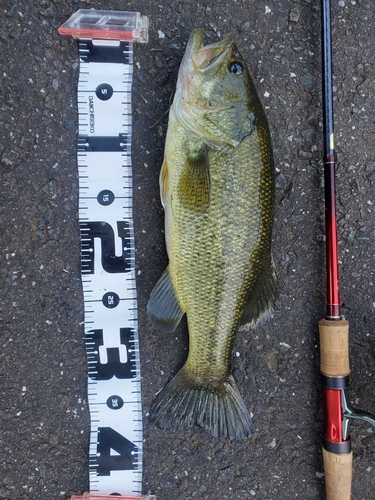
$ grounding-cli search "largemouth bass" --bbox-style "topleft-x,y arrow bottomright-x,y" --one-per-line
147,28 -> 277,439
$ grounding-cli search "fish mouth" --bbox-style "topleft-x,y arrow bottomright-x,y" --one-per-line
183,28 -> 234,75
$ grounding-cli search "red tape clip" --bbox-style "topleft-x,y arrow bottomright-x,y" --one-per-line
70,495 -> 156,500
58,9 -> 149,42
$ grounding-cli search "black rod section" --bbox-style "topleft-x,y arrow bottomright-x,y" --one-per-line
321,0 -> 335,159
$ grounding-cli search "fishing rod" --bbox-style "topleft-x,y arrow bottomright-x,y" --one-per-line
319,1 -> 375,498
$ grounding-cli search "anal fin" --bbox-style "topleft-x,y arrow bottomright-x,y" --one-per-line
239,254 -> 278,331
147,268 -> 184,333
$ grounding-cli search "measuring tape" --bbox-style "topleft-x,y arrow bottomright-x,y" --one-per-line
58,10 -> 154,500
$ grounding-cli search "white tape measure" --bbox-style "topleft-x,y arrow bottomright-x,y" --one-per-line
58,10 -> 153,500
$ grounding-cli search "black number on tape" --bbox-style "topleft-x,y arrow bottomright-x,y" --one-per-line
106,395 -> 124,410
102,291 -> 120,309
86,328 -> 136,380
80,221 -> 132,274
96,83 -> 114,101
96,427 -> 138,475
97,189 -> 115,206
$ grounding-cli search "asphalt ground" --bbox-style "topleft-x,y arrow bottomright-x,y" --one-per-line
1,1 -> 375,499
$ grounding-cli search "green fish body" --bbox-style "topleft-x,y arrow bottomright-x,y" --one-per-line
147,28 -> 277,439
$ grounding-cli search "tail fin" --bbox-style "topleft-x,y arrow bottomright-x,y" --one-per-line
149,366 -> 254,439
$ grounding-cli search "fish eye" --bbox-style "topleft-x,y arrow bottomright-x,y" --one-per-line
229,61 -> 244,75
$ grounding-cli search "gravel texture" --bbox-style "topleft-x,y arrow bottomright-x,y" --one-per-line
1,1 -> 375,499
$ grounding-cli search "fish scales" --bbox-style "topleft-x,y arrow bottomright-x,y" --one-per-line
147,28 -> 277,439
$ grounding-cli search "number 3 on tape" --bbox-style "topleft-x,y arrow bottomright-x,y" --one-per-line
58,10 -> 150,500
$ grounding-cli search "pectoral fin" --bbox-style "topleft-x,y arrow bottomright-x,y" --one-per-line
159,159 -> 169,208
177,145 -> 210,212
147,268 -> 184,333
239,255 -> 278,331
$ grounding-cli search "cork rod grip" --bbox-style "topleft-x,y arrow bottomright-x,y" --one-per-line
319,318 -> 350,378
322,448 -> 353,500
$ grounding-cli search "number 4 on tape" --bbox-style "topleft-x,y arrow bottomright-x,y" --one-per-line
58,10 -> 152,500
